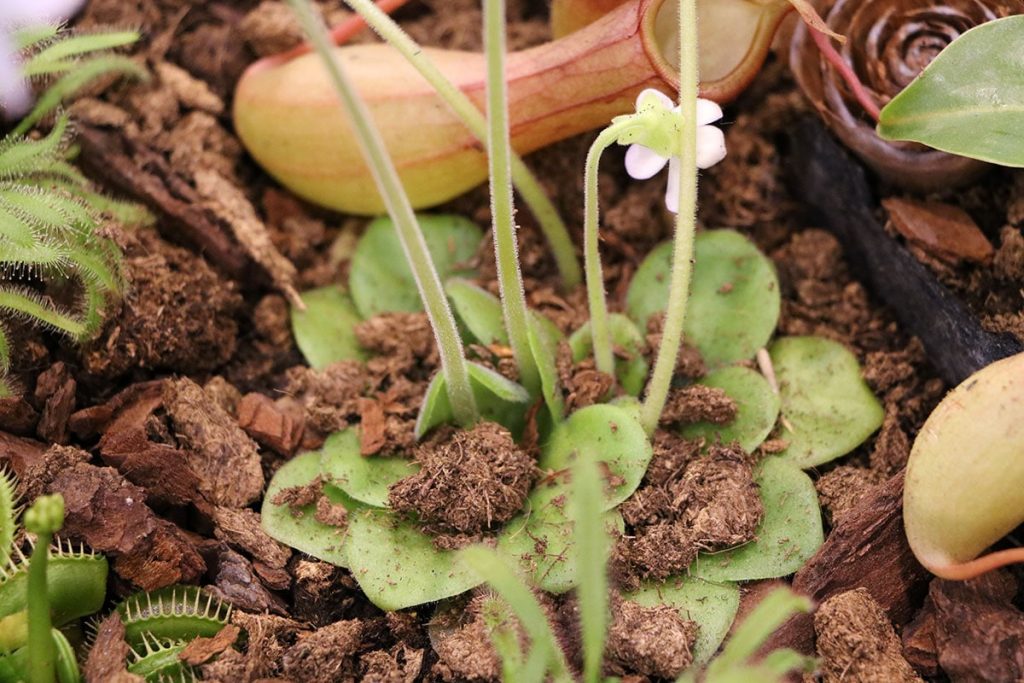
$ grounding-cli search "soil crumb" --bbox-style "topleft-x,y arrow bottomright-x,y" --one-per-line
815,465 -> 886,527
614,443 -> 762,589
660,384 -> 737,426
815,588 -> 923,683
645,314 -> 708,379
556,345 -> 615,410
389,423 -> 535,543
604,596 -> 697,679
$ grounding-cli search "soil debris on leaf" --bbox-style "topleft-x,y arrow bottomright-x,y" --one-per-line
814,587 -> 923,683
660,384 -> 737,426
603,594 -> 697,679
556,345 -> 616,411
389,422 -> 535,544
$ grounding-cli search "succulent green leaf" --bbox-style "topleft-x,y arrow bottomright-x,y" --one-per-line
319,428 -> 419,507
415,362 -> 531,439
0,552 -> 108,625
446,278 -> 508,345
116,585 -> 232,647
539,403 -> 653,510
261,451 -> 352,567
877,16 -> 1024,167
626,230 -> 780,367
691,457 -> 823,581
569,314 -> 649,396
624,578 -> 740,665
679,366 -> 780,453
771,336 -> 884,468
346,508 -> 482,610
528,313 -> 565,424
290,285 -> 366,368
349,214 -> 482,319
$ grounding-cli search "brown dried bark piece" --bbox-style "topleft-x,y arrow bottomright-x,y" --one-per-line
282,619 -> 368,683
163,377 -> 264,507
69,381 -> 163,439
180,624 -> 242,666
212,506 -> 292,570
883,197 -> 993,264
17,443 -> 87,501
0,397 -> 38,435
209,547 -> 288,616
112,521 -> 207,591
661,384 -> 737,426
389,423 -> 535,540
237,393 -> 304,456
51,461 -> 155,553
814,588 -> 922,683
605,596 -> 697,679
33,362 -> 76,444
83,613 -> 144,683
904,572 -> 1024,682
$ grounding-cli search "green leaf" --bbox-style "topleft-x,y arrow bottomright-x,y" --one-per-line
877,16 -> 1024,167
446,278 -> 507,345
771,336 -> 884,468
290,286 -> 366,368
346,508 -> 482,610
569,314 -> 649,396
624,578 -> 740,666
626,230 -> 780,367
679,366 -> 780,453
570,458 -> 609,683
691,457 -> 823,582
261,451 -> 352,567
415,362 -> 532,439
319,428 -> 419,507
349,214 -> 482,319
497,474 -> 624,594
528,313 -> 565,424
539,403 -> 652,510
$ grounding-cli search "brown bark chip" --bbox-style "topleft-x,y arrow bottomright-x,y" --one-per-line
883,197 -> 993,264
209,547 -> 288,616
604,597 -> 698,679
33,362 -> 76,444
389,423 -> 535,540
84,613 -> 144,683
212,506 -> 292,570
903,572 -> 1024,682
0,397 -> 38,435
163,377 -> 264,507
814,588 -> 922,683
180,624 -> 242,666
237,393 -> 304,456
661,384 -> 737,426
282,619 -> 368,683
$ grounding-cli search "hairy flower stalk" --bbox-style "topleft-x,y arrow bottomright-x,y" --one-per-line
340,0 -> 582,289
640,0 -> 700,434
24,494 -> 64,683
286,0 -> 478,425
484,0 -> 540,394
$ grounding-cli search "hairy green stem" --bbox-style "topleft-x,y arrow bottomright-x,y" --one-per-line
342,0 -> 581,289
25,494 -> 64,683
572,457 -> 609,683
484,0 -> 540,394
582,125 -> 625,377
640,0 -> 700,435
287,0 -> 478,425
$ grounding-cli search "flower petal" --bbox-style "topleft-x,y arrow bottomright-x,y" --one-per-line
1,0 -> 86,25
696,125 -> 727,169
0,36 -> 32,119
625,143 -> 669,180
696,98 -> 724,126
664,157 -> 680,214
634,87 -> 675,111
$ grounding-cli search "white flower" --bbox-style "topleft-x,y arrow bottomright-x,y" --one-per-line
0,0 -> 86,119
623,88 -> 727,213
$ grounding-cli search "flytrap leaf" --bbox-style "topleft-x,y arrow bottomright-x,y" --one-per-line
0,552 -> 108,625
416,362 -> 532,439
626,230 -> 780,367
680,366 -> 780,453
539,403 -> 653,510
770,336 -> 884,468
290,285 -> 366,368
345,508 -> 483,611
878,16 -> 1024,168
624,578 -> 740,666
261,451 -> 351,567
116,585 -> 232,647
497,471 -> 625,594
691,457 -> 823,582
319,428 -> 419,507
350,214 -> 483,318
568,314 -> 649,396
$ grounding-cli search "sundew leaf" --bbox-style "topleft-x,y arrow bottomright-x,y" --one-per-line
539,403 -> 653,510
346,507 -> 482,610
349,214 -> 482,319
290,285 -> 366,368
319,428 -> 419,508
261,451 -> 351,567
446,278 -> 507,345
771,336 -> 884,468
568,314 -> 649,396
626,230 -> 780,367
691,457 -> 823,581
877,16 -> 1024,167
497,472 -> 625,594
624,578 -> 740,665
415,362 -> 532,439
680,366 -> 780,453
